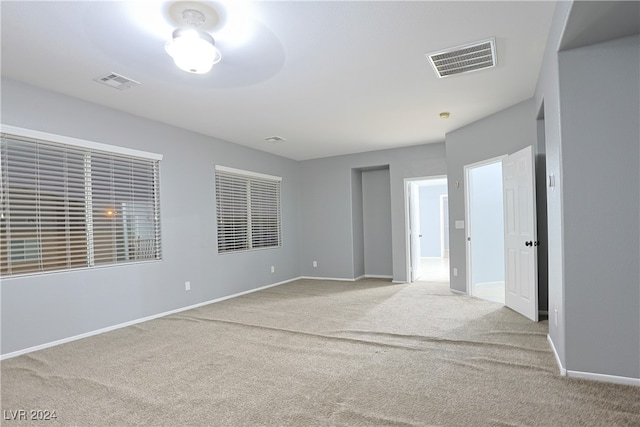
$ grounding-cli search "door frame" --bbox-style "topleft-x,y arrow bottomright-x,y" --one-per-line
408,180 -> 422,282
463,155 -> 506,296
403,175 -> 448,283
440,194 -> 449,258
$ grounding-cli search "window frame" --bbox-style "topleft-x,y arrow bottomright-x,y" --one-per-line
214,165 -> 282,254
0,125 -> 163,278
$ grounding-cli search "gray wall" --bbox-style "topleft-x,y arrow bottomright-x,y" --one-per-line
534,1 -> 640,381
468,162 -> 505,285
533,0 -> 572,368
299,144 -> 447,282
445,98 -> 539,293
1,76 -> 446,357
1,78 -> 302,355
362,168 -> 392,277
419,184 -> 447,257
558,35 -> 640,379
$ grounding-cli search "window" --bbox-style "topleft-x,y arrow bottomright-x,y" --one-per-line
215,165 -> 281,253
0,127 -> 162,277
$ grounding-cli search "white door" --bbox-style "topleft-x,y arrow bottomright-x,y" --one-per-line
503,145 -> 538,321
409,183 -> 422,281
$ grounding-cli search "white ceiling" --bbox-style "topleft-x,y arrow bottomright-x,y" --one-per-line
0,1 -> 556,161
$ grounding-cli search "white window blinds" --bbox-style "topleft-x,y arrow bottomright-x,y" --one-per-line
215,166 -> 281,253
0,130 -> 162,277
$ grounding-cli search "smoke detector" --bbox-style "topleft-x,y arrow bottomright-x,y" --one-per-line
426,38 -> 497,78
264,136 -> 286,143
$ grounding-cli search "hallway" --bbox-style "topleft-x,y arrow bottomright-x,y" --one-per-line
417,257 -> 449,282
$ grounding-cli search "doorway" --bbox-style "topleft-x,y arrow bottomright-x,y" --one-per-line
405,176 -> 449,283
351,166 -> 392,280
464,158 -> 505,304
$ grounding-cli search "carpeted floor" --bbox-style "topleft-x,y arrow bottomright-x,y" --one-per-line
1,279 -> 639,426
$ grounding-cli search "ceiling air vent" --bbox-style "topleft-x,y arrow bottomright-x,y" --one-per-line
93,72 -> 141,90
426,38 -> 496,78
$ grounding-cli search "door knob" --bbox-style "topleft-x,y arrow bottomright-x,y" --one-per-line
525,241 -> 533,247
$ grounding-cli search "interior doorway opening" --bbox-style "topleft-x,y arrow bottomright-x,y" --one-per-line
405,176 -> 449,283
464,158 -> 506,304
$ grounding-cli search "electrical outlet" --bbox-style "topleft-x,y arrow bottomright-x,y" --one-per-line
554,309 -> 558,327
271,266 -> 275,273
313,261 -> 317,268
453,268 -> 458,277
185,281 -> 191,291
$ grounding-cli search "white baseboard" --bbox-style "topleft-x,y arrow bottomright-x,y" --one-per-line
351,275 -> 393,281
547,334 -> 567,376
547,334 -> 638,386
1,276 -> 301,360
566,370 -> 640,387
301,275 -> 395,282
299,275 -> 359,282
301,275 -> 394,282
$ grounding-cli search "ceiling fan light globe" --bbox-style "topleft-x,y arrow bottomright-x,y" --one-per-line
165,29 -> 221,74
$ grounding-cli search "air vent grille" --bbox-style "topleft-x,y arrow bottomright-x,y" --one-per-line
93,72 -> 141,90
426,38 -> 496,78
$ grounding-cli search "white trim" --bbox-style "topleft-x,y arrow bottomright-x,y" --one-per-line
299,275 -> 394,282
463,155 -> 506,296
440,194 -> 449,258
547,334 -> 567,376
403,174 -> 448,284
566,370 -> 640,387
403,179 -> 412,282
215,164 -> 282,182
0,124 -> 163,161
353,274 -> 393,282
299,275 -> 359,282
547,335 -> 639,387
0,277 -> 301,360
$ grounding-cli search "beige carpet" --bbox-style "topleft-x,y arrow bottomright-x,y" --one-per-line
473,281 -> 505,304
1,279 -> 638,426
